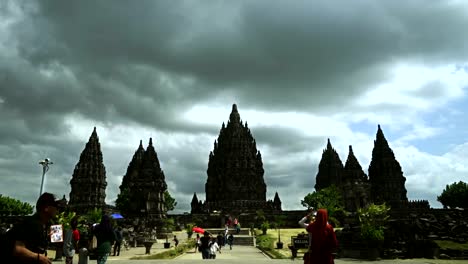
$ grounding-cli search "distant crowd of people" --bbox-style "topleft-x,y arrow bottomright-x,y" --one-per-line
1,192 -> 338,264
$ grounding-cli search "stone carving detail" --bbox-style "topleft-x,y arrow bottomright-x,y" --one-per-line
194,104 -> 281,213
119,138 -> 167,219
69,127 -> 107,213
368,125 -> 408,208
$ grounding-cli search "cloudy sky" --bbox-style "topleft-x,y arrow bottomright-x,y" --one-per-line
1,0 -> 468,213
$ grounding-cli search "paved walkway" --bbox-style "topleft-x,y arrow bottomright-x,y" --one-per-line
56,245 -> 467,264
48,232 -> 465,264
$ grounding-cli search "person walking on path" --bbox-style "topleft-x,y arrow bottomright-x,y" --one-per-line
304,209 -> 338,264
199,231 -> 211,259
63,216 -> 80,264
173,235 -> 179,247
194,233 -> 200,253
93,215 -> 116,264
227,233 -> 234,250
209,237 -> 221,259
6,192 -> 61,264
113,226 -> 123,256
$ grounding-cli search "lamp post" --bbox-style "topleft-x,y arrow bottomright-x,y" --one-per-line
39,158 -> 53,196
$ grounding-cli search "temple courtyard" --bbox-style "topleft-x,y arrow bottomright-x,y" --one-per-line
61,244 -> 466,264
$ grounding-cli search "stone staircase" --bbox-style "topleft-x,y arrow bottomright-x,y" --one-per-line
204,228 -> 255,246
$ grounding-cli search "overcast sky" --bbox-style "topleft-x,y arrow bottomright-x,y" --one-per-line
1,0 -> 468,214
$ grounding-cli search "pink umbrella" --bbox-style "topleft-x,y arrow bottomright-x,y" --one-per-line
192,226 -> 205,234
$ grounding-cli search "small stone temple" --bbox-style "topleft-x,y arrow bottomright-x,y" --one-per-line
68,127 -> 107,214
191,104 -> 282,214
315,125 -> 409,211
118,138 -> 168,219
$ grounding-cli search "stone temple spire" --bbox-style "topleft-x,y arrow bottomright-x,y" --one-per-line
342,145 -> 370,211
204,104 -> 268,213
315,138 -> 344,191
191,193 -> 200,214
120,140 -> 145,192
124,138 -> 167,218
69,127 -> 107,214
368,125 -> 408,208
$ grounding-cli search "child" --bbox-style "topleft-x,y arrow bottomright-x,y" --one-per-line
209,237 -> 221,259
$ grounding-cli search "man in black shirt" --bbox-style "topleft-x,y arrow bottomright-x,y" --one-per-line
199,231 -> 211,259
7,192 -> 60,264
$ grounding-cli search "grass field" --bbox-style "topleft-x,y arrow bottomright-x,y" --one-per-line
256,228 -> 309,259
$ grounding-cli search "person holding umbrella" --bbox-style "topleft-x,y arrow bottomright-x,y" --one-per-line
199,231 -> 211,259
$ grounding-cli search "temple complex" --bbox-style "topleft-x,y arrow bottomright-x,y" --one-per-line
192,104 -> 281,214
368,125 -> 408,208
68,127 -> 107,214
118,138 -> 168,219
315,125 -> 409,211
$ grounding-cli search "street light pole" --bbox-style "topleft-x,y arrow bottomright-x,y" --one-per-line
39,158 -> 53,197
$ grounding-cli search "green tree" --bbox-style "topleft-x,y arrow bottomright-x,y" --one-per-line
164,190 -> 177,211
85,208 -> 102,224
0,195 -> 33,216
272,215 -> 287,243
358,203 -> 389,245
437,181 -> 468,209
301,185 -> 345,225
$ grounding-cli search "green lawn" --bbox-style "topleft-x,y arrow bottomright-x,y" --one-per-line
435,240 -> 468,251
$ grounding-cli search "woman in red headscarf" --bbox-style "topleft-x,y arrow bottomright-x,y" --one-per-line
305,209 -> 338,264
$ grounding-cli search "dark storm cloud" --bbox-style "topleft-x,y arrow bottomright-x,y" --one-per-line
7,0 -> 468,122
254,126 -> 325,154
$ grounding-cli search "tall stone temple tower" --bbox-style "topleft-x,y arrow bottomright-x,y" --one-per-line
368,125 -> 408,208
342,145 -> 370,212
69,127 -> 107,213
118,138 -> 167,219
194,104 -> 280,213
315,139 -> 344,191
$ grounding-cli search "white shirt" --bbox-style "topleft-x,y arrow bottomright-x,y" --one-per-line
210,241 -> 220,255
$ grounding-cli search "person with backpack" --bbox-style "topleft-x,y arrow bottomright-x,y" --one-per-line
113,226 -> 123,256
199,231 -> 211,259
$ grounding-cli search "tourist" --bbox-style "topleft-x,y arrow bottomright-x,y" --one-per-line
227,233 -> 234,250
199,231 -> 211,259
223,224 -> 229,245
173,235 -> 179,247
209,237 -> 221,259
93,215 -> 116,264
113,226 -> 123,256
63,216 -> 80,264
6,192 -> 61,264
194,233 -> 201,252
216,232 -> 224,247
298,208 -> 316,247
304,209 -> 338,264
